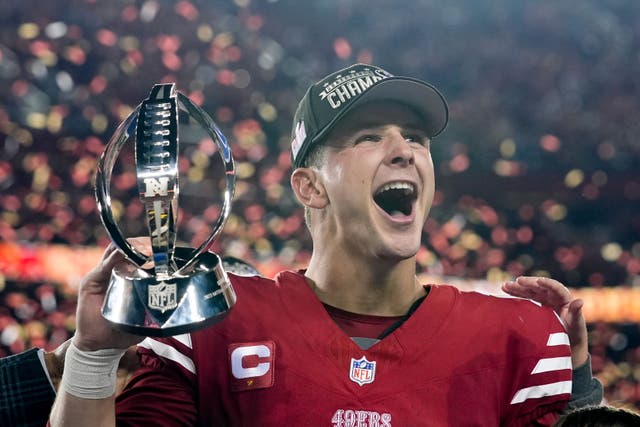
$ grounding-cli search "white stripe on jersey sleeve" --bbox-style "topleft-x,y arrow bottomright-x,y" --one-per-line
173,333 -> 193,349
531,357 -> 572,374
546,332 -> 570,346
138,338 -> 195,374
510,380 -> 572,404
510,333 -> 572,405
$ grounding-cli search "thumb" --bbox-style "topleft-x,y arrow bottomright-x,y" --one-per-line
565,298 -> 587,339
568,298 -> 584,316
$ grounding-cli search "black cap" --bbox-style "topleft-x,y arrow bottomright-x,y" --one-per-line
290,63 -> 449,169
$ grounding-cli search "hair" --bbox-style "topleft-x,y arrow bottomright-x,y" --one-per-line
553,405 -> 640,427
298,141 -> 328,230
300,141 -> 327,169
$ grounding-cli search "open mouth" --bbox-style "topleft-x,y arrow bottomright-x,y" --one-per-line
373,182 -> 417,217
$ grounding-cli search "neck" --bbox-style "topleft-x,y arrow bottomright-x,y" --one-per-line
305,248 -> 425,316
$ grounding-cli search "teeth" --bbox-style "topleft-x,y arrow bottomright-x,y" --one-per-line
375,182 -> 415,196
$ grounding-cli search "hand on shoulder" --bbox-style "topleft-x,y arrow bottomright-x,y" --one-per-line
502,276 -> 588,368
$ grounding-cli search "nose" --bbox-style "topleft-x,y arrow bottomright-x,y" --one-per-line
387,129 -> 415,167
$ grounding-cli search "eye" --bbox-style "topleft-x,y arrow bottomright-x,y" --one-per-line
354,134 -> 382,144
404,132 -> 430,147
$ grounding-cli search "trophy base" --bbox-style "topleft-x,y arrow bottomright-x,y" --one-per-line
101,248 -> 236,337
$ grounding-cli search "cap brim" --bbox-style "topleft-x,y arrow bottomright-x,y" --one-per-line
311,76 -> 449,148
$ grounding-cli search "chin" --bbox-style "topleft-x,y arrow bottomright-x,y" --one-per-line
379,241 -> 421,261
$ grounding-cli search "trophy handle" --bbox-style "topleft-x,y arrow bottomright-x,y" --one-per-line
95,91 -> 235,272
95,105 -> 148,267
175,94 -> 235,274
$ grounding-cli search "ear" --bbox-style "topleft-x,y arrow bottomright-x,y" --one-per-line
290,167 -> 328,209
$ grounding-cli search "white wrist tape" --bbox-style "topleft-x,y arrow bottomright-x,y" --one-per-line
60,342 -> 127,399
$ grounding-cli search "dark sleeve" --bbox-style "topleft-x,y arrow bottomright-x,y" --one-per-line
566,355 -> 604,411
0,347 -> 56,427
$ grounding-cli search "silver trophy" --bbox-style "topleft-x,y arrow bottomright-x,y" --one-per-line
94,83 -> 236,337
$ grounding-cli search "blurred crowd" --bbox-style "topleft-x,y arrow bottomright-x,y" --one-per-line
0,0 -> 639,409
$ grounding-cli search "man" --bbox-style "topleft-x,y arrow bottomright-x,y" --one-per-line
50,64 -> 600,426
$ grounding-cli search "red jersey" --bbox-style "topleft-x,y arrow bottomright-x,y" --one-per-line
116,270 -> 571,426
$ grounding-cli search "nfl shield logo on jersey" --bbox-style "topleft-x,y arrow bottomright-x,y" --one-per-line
349,356 -> 376,386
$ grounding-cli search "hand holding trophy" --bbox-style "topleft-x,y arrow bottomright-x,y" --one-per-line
94,83 -> 236,337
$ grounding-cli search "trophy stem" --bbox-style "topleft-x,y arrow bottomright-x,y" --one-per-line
136,84 -> 180,278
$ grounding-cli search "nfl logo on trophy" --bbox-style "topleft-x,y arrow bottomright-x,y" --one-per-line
95,83 -> 236,337
147,282 -> 177,313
